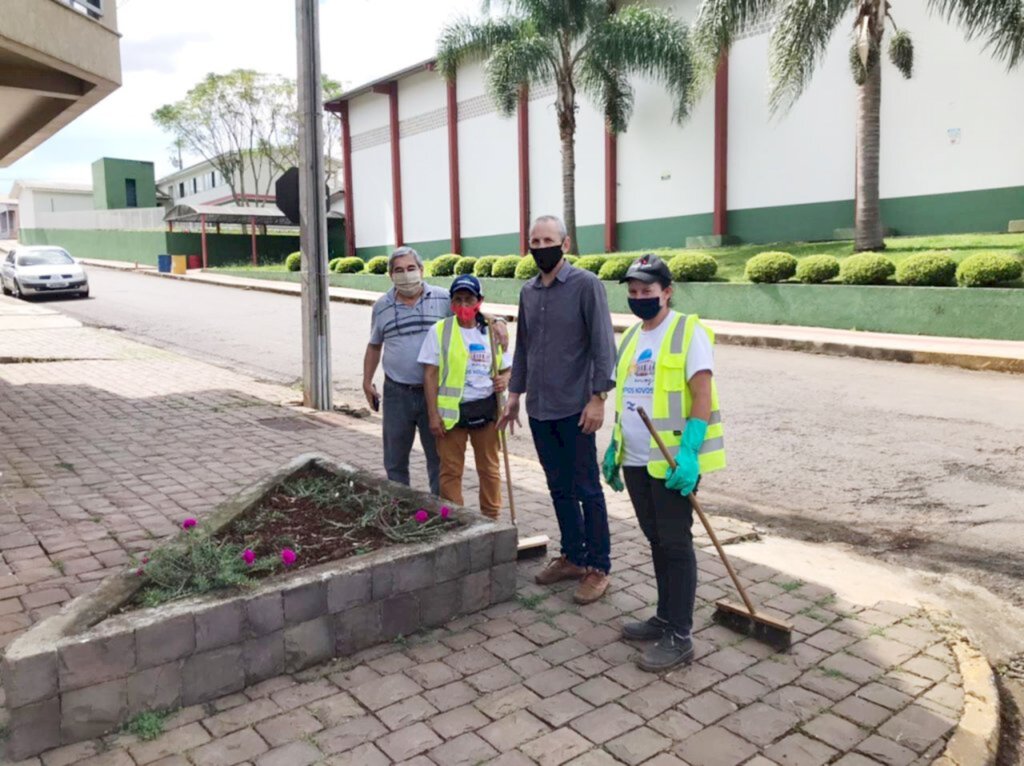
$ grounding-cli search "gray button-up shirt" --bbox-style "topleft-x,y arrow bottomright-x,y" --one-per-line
370,284 -> 452,385
509,262 -> 617,421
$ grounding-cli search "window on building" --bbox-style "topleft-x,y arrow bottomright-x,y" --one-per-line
210,171 -> 217,188
192,178 -> 198,194
179,182 -> 185,198
125,178 -> 138,208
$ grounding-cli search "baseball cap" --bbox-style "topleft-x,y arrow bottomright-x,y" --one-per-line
620,254 -> 672,286
450,274 -> 483,298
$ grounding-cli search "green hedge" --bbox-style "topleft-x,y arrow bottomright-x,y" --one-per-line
427,254 -> 460,277
331,256 -> 365,274
839,253 -> 896,285
454,256 -> 477,275
474,256 -> 500,277
515,256 -> 540,280
669,253 -> 718,282
895,252 -> 957,287
575,255 -> 606,274
746,252 -> 798,283
956,251 -> 1024,287
796,255 -> 840,284
365,255 -> 389,274
492,255 -> 521,278
285,252 -> 302,272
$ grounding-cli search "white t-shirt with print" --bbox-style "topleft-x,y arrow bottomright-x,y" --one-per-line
418,323 -> 503,403
620,311 -> 714,467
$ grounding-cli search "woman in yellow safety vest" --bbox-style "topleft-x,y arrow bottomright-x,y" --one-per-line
420,275 -> 510,519
602,254 -> 725,672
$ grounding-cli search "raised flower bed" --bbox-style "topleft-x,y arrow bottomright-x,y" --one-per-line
1,454 -> 518,760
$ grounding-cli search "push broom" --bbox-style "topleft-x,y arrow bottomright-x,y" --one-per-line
637,407 -> 792,650
489,321 -> 549,559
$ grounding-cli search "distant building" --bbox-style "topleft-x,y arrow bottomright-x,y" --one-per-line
92,158 -> 157,210
0,199 -> 18,239
8,180 -> 94,230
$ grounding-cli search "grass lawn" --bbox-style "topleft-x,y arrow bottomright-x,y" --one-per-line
213,232 -> 1024,286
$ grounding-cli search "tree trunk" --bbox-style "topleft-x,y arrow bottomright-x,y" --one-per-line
556,75 -> 579,253
855,54 -> 884,251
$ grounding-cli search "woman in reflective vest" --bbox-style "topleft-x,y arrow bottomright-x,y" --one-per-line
420,275 -> 509,519
601,254 -> 725,672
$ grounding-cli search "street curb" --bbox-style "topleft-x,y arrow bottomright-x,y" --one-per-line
81,260 -> 1023,374
934,633 -> 1002,766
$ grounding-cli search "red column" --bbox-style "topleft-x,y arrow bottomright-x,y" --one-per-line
712,55 -> 729,237
386,81 -> 404,246
604,127 -> 618,252
338,102 -> 356,257
517,85 -> 530,255
250,216 -> 257,266
446,78 -> 462,255
200,214 -> 208,268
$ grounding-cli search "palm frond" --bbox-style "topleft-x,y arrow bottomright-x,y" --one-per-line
578,60 -> 635,132
437,16 -> 530,80
485,35 -> 558,115
692,0 -> 779,77
929,0 -> 1024,68
888,30 -> 914,77
767,0 -> 853,113
582,5 -> 695,124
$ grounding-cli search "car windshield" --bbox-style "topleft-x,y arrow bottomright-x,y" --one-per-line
17,250 -> 74,267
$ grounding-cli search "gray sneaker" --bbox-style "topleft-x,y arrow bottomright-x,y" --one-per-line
638,632 -> 694,672
621,616 -> 669,641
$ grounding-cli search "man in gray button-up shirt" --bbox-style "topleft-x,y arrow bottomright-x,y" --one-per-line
501,215 -> 616,605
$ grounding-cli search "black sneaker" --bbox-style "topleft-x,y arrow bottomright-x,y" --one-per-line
638,632 -> 695,672
621,615 -> 669,641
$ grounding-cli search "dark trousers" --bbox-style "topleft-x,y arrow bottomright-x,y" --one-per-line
623,466 -> 698,636
529,414 -> 611,573
382,377 -> 441,496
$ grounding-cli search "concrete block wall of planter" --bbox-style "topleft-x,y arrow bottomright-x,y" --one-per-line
1,454 -> 518,760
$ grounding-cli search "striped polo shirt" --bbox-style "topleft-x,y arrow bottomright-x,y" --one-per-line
369,284 -> 452,385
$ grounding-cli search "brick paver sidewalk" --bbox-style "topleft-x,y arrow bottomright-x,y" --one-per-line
0,298 -> 967,765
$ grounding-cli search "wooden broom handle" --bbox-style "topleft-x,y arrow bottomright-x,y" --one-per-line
488,320 -> 517,525
636,407 -> 758,618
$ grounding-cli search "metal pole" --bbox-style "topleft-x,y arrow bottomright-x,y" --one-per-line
296,0 -> 333,410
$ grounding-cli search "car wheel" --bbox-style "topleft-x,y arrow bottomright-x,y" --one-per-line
78,289 -> 90,299
1,282 -> 10,296
12,280 -> 26,300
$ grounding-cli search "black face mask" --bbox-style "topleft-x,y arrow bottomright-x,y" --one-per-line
530,245 -> 564,273
628,297 -> 662,321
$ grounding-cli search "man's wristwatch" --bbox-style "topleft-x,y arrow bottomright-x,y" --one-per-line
594,391 -> 608,401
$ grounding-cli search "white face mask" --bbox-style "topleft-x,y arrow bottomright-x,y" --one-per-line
391,269 -> 423,296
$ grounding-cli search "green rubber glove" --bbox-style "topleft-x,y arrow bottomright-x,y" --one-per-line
664,419 -> 707,496
602,442 -> 624,492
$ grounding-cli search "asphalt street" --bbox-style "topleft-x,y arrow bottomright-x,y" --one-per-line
52,267 -> 1024,606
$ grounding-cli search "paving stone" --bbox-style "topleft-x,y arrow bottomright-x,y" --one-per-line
427,732 -> 499,766
572,675 -> 628,706
195,602 -> 246,652
605,726 -> 670,765
39,740 -> 102,766
467,663 -> 522,693
605,662 -> 659,691
832,695 -> 892,728
3,648 -> 58,707
313,715 -> 388,755
429,703 -> 491,739
424,680 -> 479,712
721,701 -> 800,746
525,666 -> 585,697
378,694 -> 438,731
877,703 -> 956,753
900,656 -> 951,683
764,732 -> 839,765
821,653 -> 885,685
520,621 -> 568,646
528,689 -> 594,727
797,669 -> 860,701
350,671 -> 421,710
282,580 -> 327,624
804,712 -> 869,751
443,645 -> 503,676
377,722 -> 443,761
682,690 -> 738,725
478,708 -> 551,751
847,636 -> 919,668
328,665 -> 380,691
715,674 -> 770,706
856,681 -> 914,711
60,678 -> 127,742
649,709 -> 702,741
245,593 -> 285,636
881,670 -> 933,696
254,709 -> 324,747
511,652 -> 554,678
806,629 -> 857,653
254,740 -> 322,766
702,646 -> 759,676
538,637 -> 590,665
484,632 -> 539,661
675,726 -> 758,766
405,659 -> 462,689
188,727 -> 269,766
855,735 -> 918,765
745,657 -> 803,690
619,680 -> 689,719
243,632 -> 285,684
128,722 -> 213,764
334,602 -> 382,655
318,742 -> 389,766
563,652 -> 609,679
58,629 -> 135,691
569,702 -> 644,745
72,751 -> 135,766
284,615 -> 334,671
487,753 -> 540,766
666,662 -> 726,694
269,677 -> 337,709
520,727 -> 593,766
182,646 -> 246,706
204,698 -> 283,738
639,755 -> 690,766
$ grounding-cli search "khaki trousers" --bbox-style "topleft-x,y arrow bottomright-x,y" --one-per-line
437,422 -> 502,520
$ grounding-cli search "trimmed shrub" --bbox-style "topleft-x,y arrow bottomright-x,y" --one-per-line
429,254 -> 461,277
365,256 -> 389,274
575,255 -> 607,274
795,255 -> 841,284
745,251 -> 798,283
333,257 -> 365,274
285,251 -> 302,272
956,251 -> 1024,287
328,257 -> 343,272
839,253 -> 896,285
895,252 -> 957,286
454,256 -> 478,275
473,256 -> 501,278
492,255 -> 522,278
515,256 -> 540,280
597,256 -> 634,281
669,253 -> 718,282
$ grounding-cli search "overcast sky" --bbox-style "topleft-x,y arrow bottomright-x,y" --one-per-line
1,0 -> 480,190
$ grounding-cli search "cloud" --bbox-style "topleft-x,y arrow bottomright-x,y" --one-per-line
121,33 -> 212,74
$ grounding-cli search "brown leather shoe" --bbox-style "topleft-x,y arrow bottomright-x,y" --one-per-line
574,569 -> 610,604
535,556 -> 587,585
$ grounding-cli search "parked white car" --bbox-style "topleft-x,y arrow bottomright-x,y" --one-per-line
1,246 -> 90,300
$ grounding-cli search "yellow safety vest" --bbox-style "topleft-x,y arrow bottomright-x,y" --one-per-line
435,316 -> 504,431
611,313 -> 725,478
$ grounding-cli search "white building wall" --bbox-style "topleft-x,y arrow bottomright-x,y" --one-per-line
398,71 -> 452,248
17,190 -> 94,228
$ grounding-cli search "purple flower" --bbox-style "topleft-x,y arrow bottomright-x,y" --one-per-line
281,548 -> 297,567
135,568 -> 143,577
181,518 -> 197,530
440,506 -> 451,519
414,509 -> 429,524
242,549 -> 256,566
141,557 -> 149,565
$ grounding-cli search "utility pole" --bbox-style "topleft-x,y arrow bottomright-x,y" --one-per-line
296,0 -> 332,410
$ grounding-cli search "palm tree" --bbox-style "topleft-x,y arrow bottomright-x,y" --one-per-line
692,0 -> 1023,251
438,0 -> 694,252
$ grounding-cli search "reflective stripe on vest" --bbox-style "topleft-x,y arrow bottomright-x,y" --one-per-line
435,317 -> 503,431
612,313 -> 726,478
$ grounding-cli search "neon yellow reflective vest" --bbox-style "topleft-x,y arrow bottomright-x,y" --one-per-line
611,312 -> 725,478
435,316 -> 504,431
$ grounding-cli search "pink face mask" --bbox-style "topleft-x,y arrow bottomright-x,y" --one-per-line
452,303 -> 480,322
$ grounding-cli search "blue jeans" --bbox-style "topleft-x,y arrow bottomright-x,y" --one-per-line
529,414 -> 611,573
382,377 -> 441,496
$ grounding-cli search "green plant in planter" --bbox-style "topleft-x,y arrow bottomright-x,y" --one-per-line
327,257 -> 343,272
895,252 -> 957,286
492,255 -> 522,278
515,256 -> 540,280
454,256 -> 477,275
429,254 -> 461,277
746,252 -> 798,283
669,253 -> 718,282
796,255 -> 841,284
839,253 -> 896,285
598,256 -> 634,281
285,252 -> 302,272
332,257 -> 365,274
575,255 -> 607,274
473,256 -> 501,277
365,256 -> 390,274
956,251 -> 1023,287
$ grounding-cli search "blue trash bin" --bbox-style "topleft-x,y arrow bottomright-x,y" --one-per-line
157,254 -> 172,273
